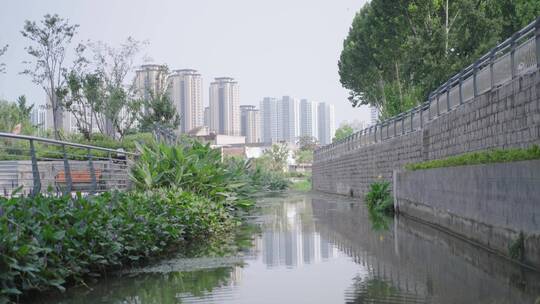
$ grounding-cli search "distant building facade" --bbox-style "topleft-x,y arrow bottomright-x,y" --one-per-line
260,97 -> 280,144
280,96 -> 300,143
299,99 -> 318,139
317,102 -> 335,145
240,105 -> 261,143
168,69 -> 203,133
209,77 -> 240,136
134,64 -> 168,100
204,106 -> 210,127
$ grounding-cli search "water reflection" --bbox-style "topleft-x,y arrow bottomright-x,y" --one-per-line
260,196 -> 335,268
35,192 -> 540,304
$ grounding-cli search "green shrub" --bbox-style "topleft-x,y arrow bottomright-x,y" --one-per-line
406,145 -> 540,171
130,140 -> 254,210
0,188 -> 234,301
365,181 -> 393,214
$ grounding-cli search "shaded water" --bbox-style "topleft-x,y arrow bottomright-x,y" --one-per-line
36,192 -> 540,303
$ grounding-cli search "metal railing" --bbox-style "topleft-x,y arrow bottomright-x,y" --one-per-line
315,17 -> 540,161
0,132 -> 138,197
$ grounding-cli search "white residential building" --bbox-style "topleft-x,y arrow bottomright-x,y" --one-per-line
209,77 -> 240,136
134,64 -> 168,100
240,105 -> 261,143
317,102 -> 335,145
299,99 -> 318,140
260,97 -> 280,144
168,69 -> 203,133
280,96 -> 300,143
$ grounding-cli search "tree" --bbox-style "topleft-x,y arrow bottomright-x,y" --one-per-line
294,150 -> 313,164
0,96 -> 34,134
89,37 -> 146,139
297,135 -> 318,151
137,65 -> 180,132
338,0 -> 540,120
139,93 -> 180,132
333,124 -> 354,142
21,14 -> 79,139
264,143 -> 289,172
0,44 -> 8,73
58,70 -> 103,140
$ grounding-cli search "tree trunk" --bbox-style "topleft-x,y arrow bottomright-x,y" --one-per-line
395,61 -> 404,113
445,0 -> 449,57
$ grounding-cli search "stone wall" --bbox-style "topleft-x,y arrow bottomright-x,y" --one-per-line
394,160 -> 540,269
313,68 -> 540,196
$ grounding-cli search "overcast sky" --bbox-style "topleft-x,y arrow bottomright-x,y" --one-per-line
0,0 -> 370,128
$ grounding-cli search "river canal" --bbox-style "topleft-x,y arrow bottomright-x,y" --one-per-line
37,191 -> 540,303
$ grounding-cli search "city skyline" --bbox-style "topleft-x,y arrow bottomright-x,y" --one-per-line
0,0 -> 371,130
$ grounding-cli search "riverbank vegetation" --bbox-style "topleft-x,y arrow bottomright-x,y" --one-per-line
0,139 -> 286,302
405,145 -> 540,171
365,181 -> 393,215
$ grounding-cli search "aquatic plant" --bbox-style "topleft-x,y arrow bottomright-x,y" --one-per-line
0,188 -> 234,302
364,181 -> 393,215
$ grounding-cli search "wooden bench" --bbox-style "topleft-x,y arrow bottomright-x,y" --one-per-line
55,169 -> 103,192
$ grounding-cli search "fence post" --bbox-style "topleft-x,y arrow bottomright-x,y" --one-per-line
473,61 -> 479,97
62,144 -> 72,195
446,83 -> 450,111
410,111 -> 414,132
87,148 -> 97,194
536,17 -> 540,69
458,70 -> 464,105
436,90 -> 441,116
420,107 -> 424,128
428,93 -> 433,119
510,32 -> 518,79
489,47 -> 496,89
29,139 -> 41,196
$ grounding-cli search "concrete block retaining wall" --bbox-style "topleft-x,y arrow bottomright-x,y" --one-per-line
394,160 -> 540,269
313,68 -> 540,197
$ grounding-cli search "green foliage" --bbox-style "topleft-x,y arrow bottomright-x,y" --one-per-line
333,124 -> 354,142
508,231 -> 525,261
0,189 -> 234,302
339,0 -> 540,119
263,143 -> 289,172
365,181 -> 393,214
406,145 -> 540,171
0,44 -> 7,73
294,150 -> 313,164
0,97 -> 34,135
297,136 -> 318,151
290,179 -> 311,192
21,14 -> 79,140
138,93 -> 180,132
130,140 -> 260,209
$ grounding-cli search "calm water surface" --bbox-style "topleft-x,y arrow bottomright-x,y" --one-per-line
37,192 -> 540,303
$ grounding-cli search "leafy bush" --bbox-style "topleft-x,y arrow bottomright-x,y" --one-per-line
0,188 -> 234,301
365,181 -> 393,214
130,140 -> 254,210
405,145 -> 540,171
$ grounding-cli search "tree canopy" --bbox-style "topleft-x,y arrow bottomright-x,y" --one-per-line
339,0 -> 540,120
333,124 -> 354,142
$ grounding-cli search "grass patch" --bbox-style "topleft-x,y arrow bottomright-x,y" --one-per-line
291,178 -> 311,192
405,145 -> 540,171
